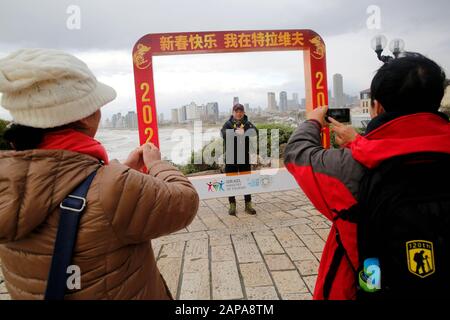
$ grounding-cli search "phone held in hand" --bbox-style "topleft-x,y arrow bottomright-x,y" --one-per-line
326,108 -> 351,123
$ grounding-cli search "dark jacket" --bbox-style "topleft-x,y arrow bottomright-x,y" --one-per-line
221,115 -> 258,166
284,112 -> 450,300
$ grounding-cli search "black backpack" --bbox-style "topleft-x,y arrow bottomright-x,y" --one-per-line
355,152 -> 450,299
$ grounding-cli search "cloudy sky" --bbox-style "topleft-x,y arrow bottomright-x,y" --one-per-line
0,0 -> 449,121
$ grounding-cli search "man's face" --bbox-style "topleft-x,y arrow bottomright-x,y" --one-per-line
233,109 -> 244,120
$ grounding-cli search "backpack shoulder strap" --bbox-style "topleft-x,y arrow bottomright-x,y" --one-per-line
44,169 -> 98,300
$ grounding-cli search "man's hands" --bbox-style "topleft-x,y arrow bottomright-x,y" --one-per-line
235,127 -> 245,135
123,142 -> 161,171
328,117 -> 359,147
306,105 -> 359,147
307,105 -> 328,127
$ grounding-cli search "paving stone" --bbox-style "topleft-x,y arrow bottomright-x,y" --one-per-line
295,260 -> 319,276
285,246 -> 317,261
179,259 -> 210,300
303,275 -> 318,294
276,195 -> 298,202
291,223 -> 316,236
314,252 -> 323,261
0,293 -> 11,300
298,234 -> 326,253
157,257 -> 182,298
281,292 -> 313,300
253,231 -> 284,255
201,216 -> 227,230
211,260 -> 244,300
264,254 -> 295,271
208,230 -> 232,246
186,217 -> 208,232
271,211 -> 296,220
231,234 -> 263,263
184,238 -> 209,260
272,227 -> 305,248
0,281 -> 8,294
286,209 -> 311,218
246,286 -> 279,300
266,218 -> 312,229
272,270 -> 308,295
272,202 -> 296,211
158,242 -> 185,259
314,228 -> 331,241
152,244 -> 162,259
211,245 -> 235,262
156,231 -> 208,245
308,221 -> 331,229
239,262 -> 273,287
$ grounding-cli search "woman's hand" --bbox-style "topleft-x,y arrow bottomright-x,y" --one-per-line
142,142 -> 161,168
328,117 -> 359,147
123,147 -> 145,171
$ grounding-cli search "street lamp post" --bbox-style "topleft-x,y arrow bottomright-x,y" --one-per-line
371,35 -> 406,63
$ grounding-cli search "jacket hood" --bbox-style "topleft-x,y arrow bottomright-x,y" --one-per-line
349,113 -> 450,168
0,149 -> 101,242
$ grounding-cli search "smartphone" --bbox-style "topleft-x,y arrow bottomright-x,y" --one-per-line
326,108 -> 351,123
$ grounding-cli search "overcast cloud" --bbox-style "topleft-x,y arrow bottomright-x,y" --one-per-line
0,0 -> 449,120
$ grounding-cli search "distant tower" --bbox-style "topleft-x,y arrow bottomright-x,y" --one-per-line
279,91 -> 288,112
333,74 -> 345,108
233,97 -> 240,106
267,92 -> 277,111
171,108 -> 179,124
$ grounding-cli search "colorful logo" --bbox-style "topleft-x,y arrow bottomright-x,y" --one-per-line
358,257 -> 381,293
406,240 -> 435,278
207,180 -> 225,192
309,36 -> 325,60
133,43 -> 152,70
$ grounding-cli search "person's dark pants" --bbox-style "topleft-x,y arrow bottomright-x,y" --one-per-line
225,164 -> 252,204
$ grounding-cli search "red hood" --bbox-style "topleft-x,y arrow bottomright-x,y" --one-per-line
349,113 -> 450,169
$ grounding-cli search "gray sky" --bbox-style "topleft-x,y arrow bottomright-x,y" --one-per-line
0,0 -> 449,121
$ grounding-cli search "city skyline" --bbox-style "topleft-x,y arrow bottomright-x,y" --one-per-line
103,74 -> 359,124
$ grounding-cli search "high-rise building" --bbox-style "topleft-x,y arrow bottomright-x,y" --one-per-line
178,105 -> 187,123
233,97 -> 240,106
186,102 -> 198,120
288,92 -> 300,110
279,91 -> 288,112
206,102 -> 219,121
124,111 -> 138,129
333,74 -> 345,108
159,113 -> 164,123
301,98 -> 306,109
267,92 -> 277,111
171,108 -> 179,124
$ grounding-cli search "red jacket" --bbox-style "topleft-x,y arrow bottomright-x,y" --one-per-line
284,113 -> 450,300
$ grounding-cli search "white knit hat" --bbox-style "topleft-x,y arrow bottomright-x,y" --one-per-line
0,48 -> 117,128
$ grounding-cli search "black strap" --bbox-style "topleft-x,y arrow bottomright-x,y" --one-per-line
323,230 -> 345,300
322,227 -> 357,300
44,170 -> 98,300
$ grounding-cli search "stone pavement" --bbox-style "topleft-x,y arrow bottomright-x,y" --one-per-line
0,188 -> 330,300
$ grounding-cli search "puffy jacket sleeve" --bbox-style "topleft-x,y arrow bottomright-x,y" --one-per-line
284,121 -> 364,220
99,160 -> 199,244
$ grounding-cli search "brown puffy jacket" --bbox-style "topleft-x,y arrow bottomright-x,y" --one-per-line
0,149 -> 199,299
